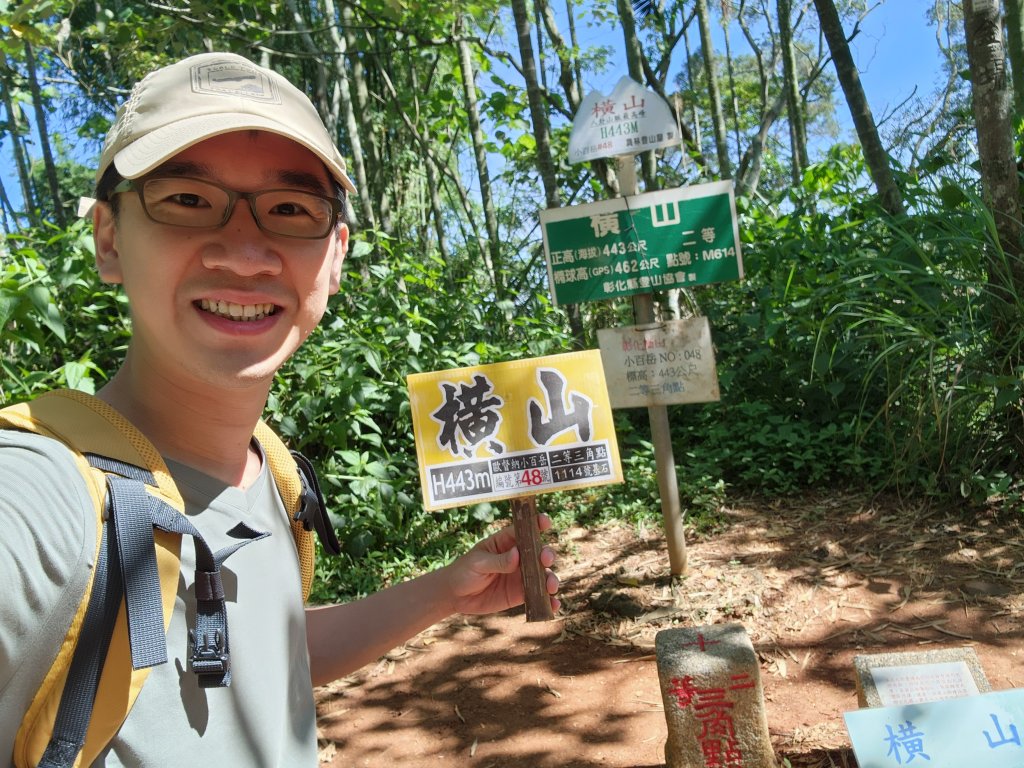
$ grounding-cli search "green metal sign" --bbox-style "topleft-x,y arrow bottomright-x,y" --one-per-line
539,181 -> 742,306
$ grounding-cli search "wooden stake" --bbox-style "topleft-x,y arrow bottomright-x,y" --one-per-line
510,496 -> 554,622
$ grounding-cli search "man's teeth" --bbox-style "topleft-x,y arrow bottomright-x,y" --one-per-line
199,298 -> 277,321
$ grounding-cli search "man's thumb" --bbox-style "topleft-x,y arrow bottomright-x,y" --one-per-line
492,545 -> 520,574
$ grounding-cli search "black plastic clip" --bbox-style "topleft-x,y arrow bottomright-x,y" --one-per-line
291,451 -> 341,556
189,630 -> 229,677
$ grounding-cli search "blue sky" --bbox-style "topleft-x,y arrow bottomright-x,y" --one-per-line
842,0 -> 946,137
574,0 -> 945,145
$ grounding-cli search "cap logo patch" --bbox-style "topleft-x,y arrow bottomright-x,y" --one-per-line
191,60 -> 281,103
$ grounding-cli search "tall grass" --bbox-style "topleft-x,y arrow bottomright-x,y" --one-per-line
814,185 -> 1023,506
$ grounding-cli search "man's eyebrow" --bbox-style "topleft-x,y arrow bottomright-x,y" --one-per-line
277,170 -> 331,196
155,160 -> 207,177
149,161 -> 331,195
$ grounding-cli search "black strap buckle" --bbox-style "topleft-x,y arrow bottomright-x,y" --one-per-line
189,629 -> 230,679
291,450 -> 341,556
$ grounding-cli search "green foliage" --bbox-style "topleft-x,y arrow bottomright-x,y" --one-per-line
701,144 -> 1024,507
812,189 -> 1024,505
4,0 -> 1023,608
1,220 -> 127,401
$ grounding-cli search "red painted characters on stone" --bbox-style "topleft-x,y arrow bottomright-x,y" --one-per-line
667,672 -> 756,768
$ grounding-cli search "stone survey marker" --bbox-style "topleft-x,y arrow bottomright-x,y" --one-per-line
656,623 -> 776,768
853,647 -> 991,708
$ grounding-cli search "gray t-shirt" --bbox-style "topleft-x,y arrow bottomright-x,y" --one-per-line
0,430 -> 318,767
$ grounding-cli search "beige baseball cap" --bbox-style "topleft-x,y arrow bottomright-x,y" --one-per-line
96,52 -> 356,194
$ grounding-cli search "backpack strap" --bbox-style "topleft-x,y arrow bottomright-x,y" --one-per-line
1,391 -> 183,768
1,390 -> 332,767
35,461 -> 122,768
254,420 -> 340,599
35,455 -> 270,768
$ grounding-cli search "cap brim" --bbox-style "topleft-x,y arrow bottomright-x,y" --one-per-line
111,112 -> 357,194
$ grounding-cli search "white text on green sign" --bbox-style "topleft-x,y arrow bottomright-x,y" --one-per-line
540,181 -> 742,306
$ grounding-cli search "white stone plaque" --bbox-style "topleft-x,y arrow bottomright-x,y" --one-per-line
597,317 -> 719,408
870,660 -> 981,707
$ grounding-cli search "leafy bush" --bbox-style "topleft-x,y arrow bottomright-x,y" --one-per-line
1,220 -> 127,402
689,145 -> 1023,506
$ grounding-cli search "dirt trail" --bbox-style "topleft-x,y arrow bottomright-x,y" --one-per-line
316,493 -> 1024,767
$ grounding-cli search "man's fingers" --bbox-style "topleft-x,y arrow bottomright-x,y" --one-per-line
545,570 -> 560,595
539,545 -> 556,569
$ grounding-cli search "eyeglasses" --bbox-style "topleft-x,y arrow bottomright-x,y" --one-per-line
112,177 -> 343,239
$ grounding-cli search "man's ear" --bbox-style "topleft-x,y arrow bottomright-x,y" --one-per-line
93,202 -> 124,285
328,224 -> 349,294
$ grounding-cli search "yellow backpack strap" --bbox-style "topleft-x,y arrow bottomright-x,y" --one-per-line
254,420 -> 340,601
1,389 -> 182,768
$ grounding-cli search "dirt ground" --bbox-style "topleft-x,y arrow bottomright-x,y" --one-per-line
315,492 -> 1024,767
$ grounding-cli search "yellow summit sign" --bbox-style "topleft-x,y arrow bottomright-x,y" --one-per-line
407,351 -> 623,511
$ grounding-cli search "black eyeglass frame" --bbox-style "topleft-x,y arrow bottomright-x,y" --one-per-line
110,177 -> 345,240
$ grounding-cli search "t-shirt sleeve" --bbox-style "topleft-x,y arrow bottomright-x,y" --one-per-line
0,430 -> 97,760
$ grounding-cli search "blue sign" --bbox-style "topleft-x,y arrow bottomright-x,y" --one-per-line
844,689 -> 1024,767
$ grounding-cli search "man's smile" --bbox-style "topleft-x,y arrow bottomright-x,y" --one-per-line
197,298 -> 279,321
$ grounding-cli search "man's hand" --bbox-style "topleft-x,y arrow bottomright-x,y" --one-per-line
444,513 -> 560,616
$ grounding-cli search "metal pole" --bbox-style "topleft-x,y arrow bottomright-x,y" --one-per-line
617,156 -> 688,576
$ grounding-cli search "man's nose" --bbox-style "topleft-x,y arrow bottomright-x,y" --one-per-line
201,200 -> 283,275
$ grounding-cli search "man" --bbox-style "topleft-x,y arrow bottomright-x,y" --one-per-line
0,52 -> 558,766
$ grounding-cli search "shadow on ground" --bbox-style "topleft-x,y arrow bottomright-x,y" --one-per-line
317,492 -> 1024,767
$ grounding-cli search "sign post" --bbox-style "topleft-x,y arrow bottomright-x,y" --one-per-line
407,350 -> 623,621
509,496 -> 552,621
542,78 -> 743,578
619,156 -> 688,576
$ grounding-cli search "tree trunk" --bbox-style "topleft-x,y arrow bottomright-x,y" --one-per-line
321,0 -> 375,229
565,0 -> 584,98
695,0 -> 732,179
537,0 -> 581,113
1004,0 -> 1024,119
510,0 -> 585,347
0,176 -> 16,233
342,6 -> 393,235
778,0 -> 809,183
736,89 -> 788,198
457,26 -> 504,300
813,0 -> 904,216
0,58 -> 35,226
510,0 -> 558,208
22,42 -> 64,225
405,63 -> 452,268
963,0 -> 1024,278
719,8 -> 743,168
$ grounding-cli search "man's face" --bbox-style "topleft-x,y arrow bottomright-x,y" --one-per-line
93,131 -> 348,393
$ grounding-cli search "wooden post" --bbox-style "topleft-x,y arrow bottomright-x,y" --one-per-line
617,156 -> 688,576
510,496 -> 554,622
